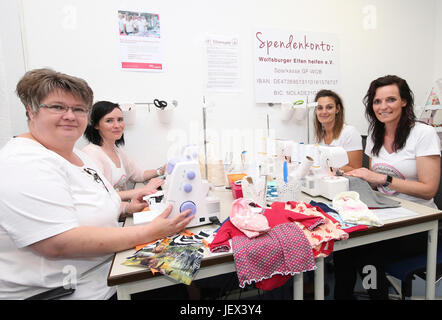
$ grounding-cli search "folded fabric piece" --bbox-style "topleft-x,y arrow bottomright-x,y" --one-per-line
309,200 -> 368,233
282,201 -> 349,258
346,176 -> 401,209
230,198 -> 270,238
332,191 -> 383,227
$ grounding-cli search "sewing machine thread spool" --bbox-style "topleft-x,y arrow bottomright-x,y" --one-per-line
312,144 -> 321,167
290,156 -> 314,181
291,142 -> 300,164
298,142 -> 305,164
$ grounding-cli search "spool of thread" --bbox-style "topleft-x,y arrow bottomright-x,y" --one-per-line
290,156 -> 314,180
291,142 -> 299,164
312,144 -> 320,167
298,142 -> 305,164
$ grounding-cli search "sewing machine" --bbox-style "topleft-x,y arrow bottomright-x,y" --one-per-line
134,144 -> 221,227
162,156 -> 221,227
297,145 -> 349,200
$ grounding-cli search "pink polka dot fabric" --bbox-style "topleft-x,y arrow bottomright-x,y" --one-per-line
232,222 -> 315,289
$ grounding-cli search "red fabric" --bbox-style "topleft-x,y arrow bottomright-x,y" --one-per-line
210,207 -> 325,253
233,223 -> 315,290
266,202 -> 326,230
209,204 -> 326,291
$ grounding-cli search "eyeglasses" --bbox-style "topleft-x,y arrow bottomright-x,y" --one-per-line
39,103 -> 89,116
83,167 -> 109,193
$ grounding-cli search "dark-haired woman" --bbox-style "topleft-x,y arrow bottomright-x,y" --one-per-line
346,75 -> 440,207
333,75 -> 441,300
313,89 -> 362,172
83,101 -> 165,217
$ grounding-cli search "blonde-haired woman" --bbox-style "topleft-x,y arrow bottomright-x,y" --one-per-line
313,89 -> 363,172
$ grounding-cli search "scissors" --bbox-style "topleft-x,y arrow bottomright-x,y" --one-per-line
293,100 -> 304,106
154,99 -> 168,110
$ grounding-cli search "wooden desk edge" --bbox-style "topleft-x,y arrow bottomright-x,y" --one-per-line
349,211 -> 442,238
107,249 -> 234,287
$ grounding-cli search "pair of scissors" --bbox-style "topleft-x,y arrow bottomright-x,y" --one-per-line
154,99 -> 167,110
293,100 -> 304,106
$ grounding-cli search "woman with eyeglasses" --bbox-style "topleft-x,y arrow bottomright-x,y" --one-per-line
313,89 -> 363,172
82,101 -> 165,219
0,68 -> 193,299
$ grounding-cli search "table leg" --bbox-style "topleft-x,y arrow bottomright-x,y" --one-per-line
293,273 -> 303,300
314,257 -> 325,300
426,224 -> 438,300
117,287 -> 131,300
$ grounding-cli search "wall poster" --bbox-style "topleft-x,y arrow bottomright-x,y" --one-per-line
204,34 -> 241,92
118,10 -> 164,72
253,28 -> 340,103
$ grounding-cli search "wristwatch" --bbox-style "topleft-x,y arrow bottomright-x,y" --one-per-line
156,167 -> 163,177
382,175 -> 393,187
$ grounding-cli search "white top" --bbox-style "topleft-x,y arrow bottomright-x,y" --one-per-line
0,138 -> 121,299
82,143 -> 145,192
125,20 -> 134,33
365,122 -> 441,208
319,124 -> 362,152
119,18 -> 125,33
111,159 -> 128,192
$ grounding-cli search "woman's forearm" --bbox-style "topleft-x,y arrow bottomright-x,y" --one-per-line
143,169 -> 158,181
346,155 -> 440,200
29,224 -> 161,259
384,176 -> 437,200
29,206 -> 193,259
118,189 -> 139,201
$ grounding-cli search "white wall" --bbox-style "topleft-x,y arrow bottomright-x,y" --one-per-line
1,0 -> 440,169
434,0 -> 442,80
0,0 -> 27,145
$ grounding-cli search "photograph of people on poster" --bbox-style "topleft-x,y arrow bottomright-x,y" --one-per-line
118,10 -> 160,38
118,10 -> 163,71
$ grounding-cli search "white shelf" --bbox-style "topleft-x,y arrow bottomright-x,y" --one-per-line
423,105 -> 442,111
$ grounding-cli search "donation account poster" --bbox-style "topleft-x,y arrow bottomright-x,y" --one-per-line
253,28 -> 340,103
118,10 -> 164,72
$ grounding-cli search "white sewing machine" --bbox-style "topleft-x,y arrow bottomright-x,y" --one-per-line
134,145 -> 220,227
297,145 -> 349,200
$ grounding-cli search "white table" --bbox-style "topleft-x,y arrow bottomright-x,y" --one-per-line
301,196 -> 441,300
107,188 -> 442,300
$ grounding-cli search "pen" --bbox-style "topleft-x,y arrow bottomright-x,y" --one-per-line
283,161 -> 288,183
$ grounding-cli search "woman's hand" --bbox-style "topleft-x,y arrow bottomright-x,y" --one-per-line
158,164 -> 166,176
146,177 -> 164,190
148,205 -> 194,238
124,191 -> 151,216
345,167 -> 386,186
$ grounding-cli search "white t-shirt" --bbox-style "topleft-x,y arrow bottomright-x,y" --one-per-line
365,122 -> 441,208
125,20 -> 134,33
0,138 -> 121,299
119,17 -> 125,33
111,158 -> 128,192
319,124 -> 362,152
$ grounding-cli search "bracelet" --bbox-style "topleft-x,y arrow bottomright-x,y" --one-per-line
382,174 -> 393,187
156,167 -> 162,177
